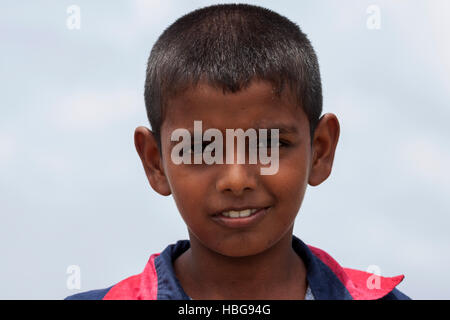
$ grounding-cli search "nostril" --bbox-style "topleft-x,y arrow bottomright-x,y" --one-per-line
215,168 -> 258,194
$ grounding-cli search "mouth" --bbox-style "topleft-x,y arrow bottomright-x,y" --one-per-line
211,206 -> 271,228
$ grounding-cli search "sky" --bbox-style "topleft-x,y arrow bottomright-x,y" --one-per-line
0,0 -> 449,299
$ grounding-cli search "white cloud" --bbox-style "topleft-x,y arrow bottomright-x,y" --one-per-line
0,133 -> 16,165
400,135 -> 450,190
52,90 -> 141,131
35,152 -> 70,175
134,0 -> 175,27
428,2 -> 450,90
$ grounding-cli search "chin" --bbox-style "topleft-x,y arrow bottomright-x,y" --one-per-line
211,236 -> 272,258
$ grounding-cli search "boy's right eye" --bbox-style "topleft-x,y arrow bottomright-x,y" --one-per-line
188,143 -> 204,154
178,142 -> 211,157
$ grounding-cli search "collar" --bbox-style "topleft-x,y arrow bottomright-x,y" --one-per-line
103,235 -> 404,300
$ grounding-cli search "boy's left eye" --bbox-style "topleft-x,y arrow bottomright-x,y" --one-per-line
189,142 -> 212,154
257,139 -> 288,149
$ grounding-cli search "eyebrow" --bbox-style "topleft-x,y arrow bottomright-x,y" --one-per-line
253,123 -> 298,134
180,125 -> 298,136
179,123 -> 299,135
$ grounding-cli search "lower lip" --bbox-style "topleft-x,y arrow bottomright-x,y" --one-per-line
211,207 -> 270,229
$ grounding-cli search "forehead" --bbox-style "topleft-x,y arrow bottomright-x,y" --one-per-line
161,80 -> 308,133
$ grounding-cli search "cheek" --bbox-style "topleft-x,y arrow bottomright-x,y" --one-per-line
271,150 -> 310,210
164,164 -> 211,222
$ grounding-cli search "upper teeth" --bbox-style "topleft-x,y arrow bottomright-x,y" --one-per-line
221,208 -> 259,218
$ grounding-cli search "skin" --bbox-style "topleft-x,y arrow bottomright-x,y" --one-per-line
134,79 -> 340,299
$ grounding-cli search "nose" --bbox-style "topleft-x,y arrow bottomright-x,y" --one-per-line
215,163 -> 258,196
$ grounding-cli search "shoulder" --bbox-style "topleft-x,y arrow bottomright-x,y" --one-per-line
64,286 -> 113,300
379,287 -> 411,300
303,242 -> 411,300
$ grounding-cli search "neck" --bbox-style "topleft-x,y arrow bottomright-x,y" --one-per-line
174,230 -> 307,299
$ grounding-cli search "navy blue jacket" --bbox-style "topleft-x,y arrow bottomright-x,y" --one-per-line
66,235 -> 410,300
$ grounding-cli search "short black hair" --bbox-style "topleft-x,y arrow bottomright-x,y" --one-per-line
144,3 -> 322,151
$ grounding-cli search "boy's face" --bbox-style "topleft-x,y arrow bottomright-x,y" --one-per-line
135,80 -> 339,257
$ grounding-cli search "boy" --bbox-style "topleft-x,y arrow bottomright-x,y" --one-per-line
66,4 -> 409,300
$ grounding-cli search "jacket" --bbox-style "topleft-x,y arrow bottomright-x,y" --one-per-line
65,235 -> 410,300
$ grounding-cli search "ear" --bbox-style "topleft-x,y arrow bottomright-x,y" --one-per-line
308,113 -> 340,186
134,126 -> 172,196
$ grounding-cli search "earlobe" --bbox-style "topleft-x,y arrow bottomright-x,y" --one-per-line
308,113 -> 340,186
134,126 -> 172,196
